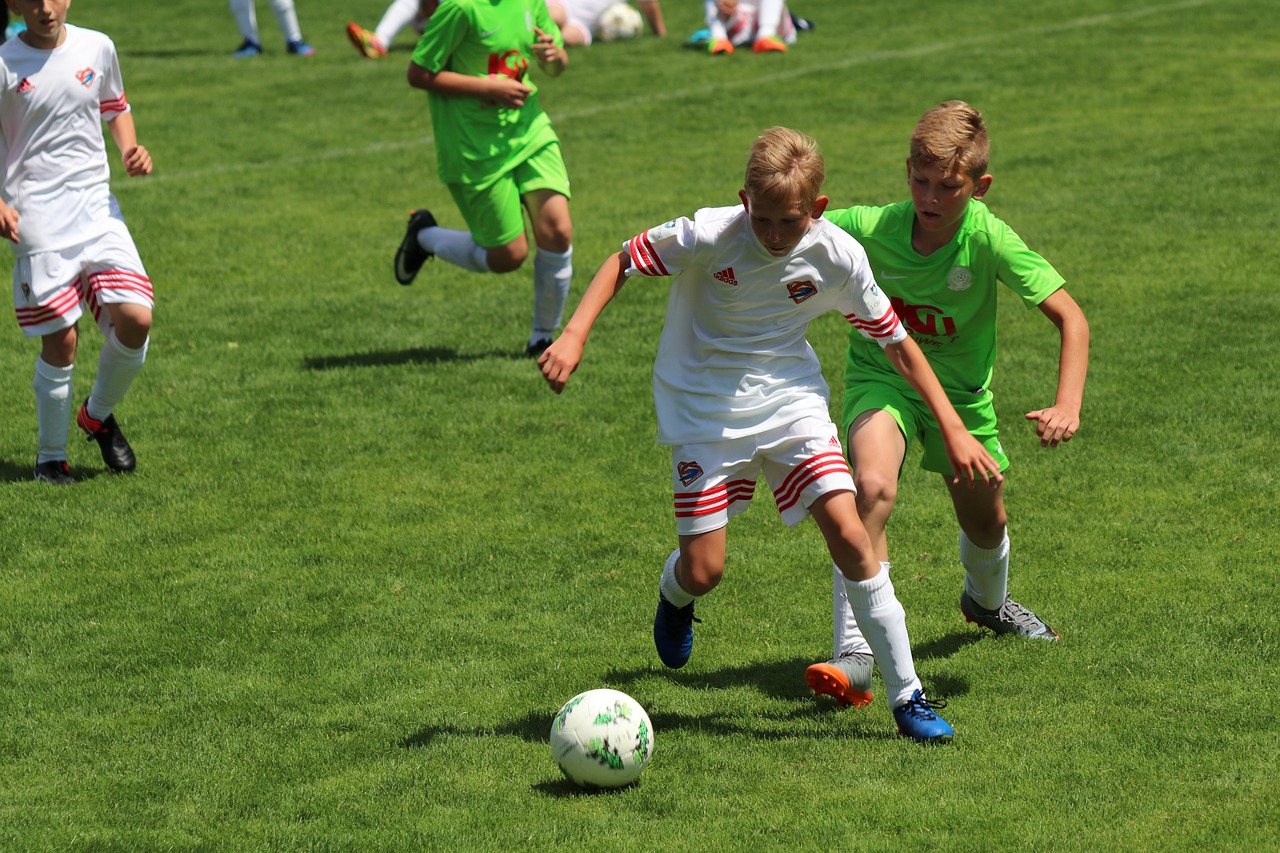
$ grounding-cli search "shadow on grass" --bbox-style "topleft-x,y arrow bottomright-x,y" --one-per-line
0,457 -> 104,484
399,650 -> 976,756
303,346 -> 526,370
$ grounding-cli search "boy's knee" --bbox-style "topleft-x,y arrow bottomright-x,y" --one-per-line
854,471 -> 897,515
487,244 -> 529,273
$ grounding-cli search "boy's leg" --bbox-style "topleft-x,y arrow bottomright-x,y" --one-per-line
34,327 -> 77,467
228,0 -> 260,42
810,492 -> 952,741
947,477 -> 1059,640
85,302 -> 150,422
524,189 -> 573,355
267,0 -> 304,43
375,0 -> 421,46
654,529 -> 724,669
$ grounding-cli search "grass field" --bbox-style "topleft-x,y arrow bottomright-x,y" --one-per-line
1,0 -> 1277,848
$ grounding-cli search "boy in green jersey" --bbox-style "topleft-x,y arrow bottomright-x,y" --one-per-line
394,0 -> 574,358
806,101 -> 1090,710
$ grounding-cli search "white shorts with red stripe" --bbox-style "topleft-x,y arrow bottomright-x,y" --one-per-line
12,216 -> 152,338
670,415 -> 855,536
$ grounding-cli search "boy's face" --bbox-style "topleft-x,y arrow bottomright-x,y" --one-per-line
739,189 -> 829,257
906,160 -> 992,241
8,0 -> 72,49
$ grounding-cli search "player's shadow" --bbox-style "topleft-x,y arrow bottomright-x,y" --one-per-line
0,457 -> 103,484
303,346 -> 526,370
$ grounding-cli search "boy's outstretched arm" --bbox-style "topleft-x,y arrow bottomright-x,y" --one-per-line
1026,288 -> 1090,447
107,112 -> 152,177
883,336 -> 1003,486
539,250 -> 629,394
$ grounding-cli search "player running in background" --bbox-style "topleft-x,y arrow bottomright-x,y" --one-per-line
806,101 -> 1090,710
0,0 -> 156,484
227,0 -> 316,57
540,127 -> 1004,742
395,0 -> 573,358
346,0 -> 438,59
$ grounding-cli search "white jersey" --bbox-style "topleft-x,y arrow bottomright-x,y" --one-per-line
0,24 -> 130,258
625,205 -> 907,445
560,0 -> 626,31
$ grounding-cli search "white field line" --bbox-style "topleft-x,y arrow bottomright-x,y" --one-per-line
140,0 -> 1214,186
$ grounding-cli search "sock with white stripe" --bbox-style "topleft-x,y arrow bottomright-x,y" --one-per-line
33,356 -> 73,464
531,246 -> 572,344
832,561 -> 881,658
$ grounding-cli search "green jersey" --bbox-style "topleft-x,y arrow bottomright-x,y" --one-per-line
826,199 -> 1065,402
412,0 -> 563,186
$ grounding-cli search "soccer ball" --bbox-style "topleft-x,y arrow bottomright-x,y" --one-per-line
549,688 -> 654,788
597,3 -> 644,42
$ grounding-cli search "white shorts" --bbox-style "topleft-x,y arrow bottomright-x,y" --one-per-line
670,416 -> 856,536
12,217 -> 152,339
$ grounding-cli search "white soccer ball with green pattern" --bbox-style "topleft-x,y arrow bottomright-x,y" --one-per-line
549,688 -> 654,788
597,3 -> 644,42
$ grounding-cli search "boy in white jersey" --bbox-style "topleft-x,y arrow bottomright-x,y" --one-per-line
545,0 -> 666,47
806,101 -> 1090,710
539,127 -> 1004,742
1,0 -> 155,484
700,0 -> 795,55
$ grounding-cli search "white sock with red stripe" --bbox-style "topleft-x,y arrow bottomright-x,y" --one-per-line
87,332 -> 147,421
418,226 -> 490,273
33,356 -> 73,464
659,549 -> 696,607
531,246 -> 572,343
841,567 -> 922,708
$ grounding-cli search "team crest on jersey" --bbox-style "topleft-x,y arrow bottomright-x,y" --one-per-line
712,267 -> 737,286
677,460 -> 704,487
649,220 -> 678,242
786,280 -> 817,303
76,68 -> 97,87
17,77 -> 34,94
947,266 -> 972,291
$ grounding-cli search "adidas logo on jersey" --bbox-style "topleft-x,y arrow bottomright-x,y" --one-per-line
17,77 -> 34,94
713,267 -> 737,286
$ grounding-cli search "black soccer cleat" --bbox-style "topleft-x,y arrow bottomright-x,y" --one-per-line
394,208 -> 437,285
77,401 -> 136,473
33,459 -> 76,485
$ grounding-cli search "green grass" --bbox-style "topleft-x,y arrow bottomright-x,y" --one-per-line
1,0 -> 1277,848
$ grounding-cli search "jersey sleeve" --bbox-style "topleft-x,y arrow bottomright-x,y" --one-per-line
98,38 -> 129,121
992,220 -> 1066,308
623,216 -> 697,279
412,0 -> 471,72
838,256 -> 908,349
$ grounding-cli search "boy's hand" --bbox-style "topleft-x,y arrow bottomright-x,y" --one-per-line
122,145 -> 152,177
945,431 -> 1004,488
0,203 -> 19,244
487,75 -> 533,108
1025,405 -> 1080,448
538,335 -> 584,395
531,27 -> 565,67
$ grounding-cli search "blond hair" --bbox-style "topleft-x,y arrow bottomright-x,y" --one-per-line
744,127 -> 825,209
909,101 -> 990,179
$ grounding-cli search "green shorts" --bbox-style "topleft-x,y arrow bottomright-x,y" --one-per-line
842,380 -> 1009,476
447,141 -> 571,248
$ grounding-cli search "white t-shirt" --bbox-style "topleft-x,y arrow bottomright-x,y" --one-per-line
0,24 -> 130,257
625,205 -> 907,445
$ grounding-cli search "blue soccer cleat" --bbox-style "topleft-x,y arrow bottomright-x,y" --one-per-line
287,39 -> 316,57
231,40 -> 262,58
653,594 -> 698,669
893,688 -> 954,743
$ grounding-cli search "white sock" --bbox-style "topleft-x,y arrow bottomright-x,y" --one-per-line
531,246 -> 572,342
659,549 -> 696,607
268,0 -> 303,43
376,0 -> 421,45
960,531 -> 1009,610
88,332 -> 147,421
755,0 -> 785,38
33,357 -> 73,464
841,568 -> 921,709
228,0 -> 259,41
418,226 -> 490,273
832,561 -> 881,658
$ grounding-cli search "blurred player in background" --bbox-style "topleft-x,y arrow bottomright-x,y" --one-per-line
227,0 -> 316,57
700,0 -> 798,54
1,0 -> 156,484
346,0 -> 438,59
545,0 -> 665,46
